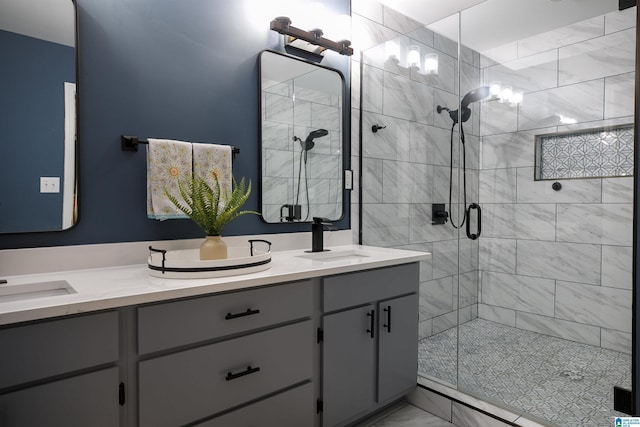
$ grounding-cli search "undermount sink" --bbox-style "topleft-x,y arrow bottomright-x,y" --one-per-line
296,249 -> 371,262
0,280 -> 76,304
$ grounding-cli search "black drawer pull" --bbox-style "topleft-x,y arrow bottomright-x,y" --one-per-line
366,309 -> 375,339
226,365 -> 260,381
225,308 -> 260,320
383,306 -> 391,333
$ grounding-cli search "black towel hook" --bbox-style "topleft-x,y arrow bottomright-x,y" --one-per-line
371,124 -> 386,133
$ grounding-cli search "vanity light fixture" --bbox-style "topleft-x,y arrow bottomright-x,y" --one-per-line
270,16 -> 353,56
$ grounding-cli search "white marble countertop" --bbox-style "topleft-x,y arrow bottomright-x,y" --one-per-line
0,245 -> 430,326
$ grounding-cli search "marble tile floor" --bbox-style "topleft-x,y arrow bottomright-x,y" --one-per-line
360,402 -> 454,427
419,319 -> 631,426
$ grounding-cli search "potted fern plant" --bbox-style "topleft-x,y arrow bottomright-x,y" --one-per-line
165,174 -> 258,260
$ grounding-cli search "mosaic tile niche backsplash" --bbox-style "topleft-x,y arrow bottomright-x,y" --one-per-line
536,124 -> 634,180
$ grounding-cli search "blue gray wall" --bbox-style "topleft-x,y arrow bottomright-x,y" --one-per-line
0,0 -> 350,249
0,30 -> 75,233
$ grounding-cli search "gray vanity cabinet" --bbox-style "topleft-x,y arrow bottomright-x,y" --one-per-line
0,311 -> 120,426
322,304 -> 377,427
136,280 -> 315,427
321,263 -> 419,427
377,293 -> 419,403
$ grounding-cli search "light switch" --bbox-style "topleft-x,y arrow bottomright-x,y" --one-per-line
344,170 -> 353,190
40,177 -> 60,193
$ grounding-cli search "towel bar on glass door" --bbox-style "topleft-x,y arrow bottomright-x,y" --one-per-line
120,135 -> 240,157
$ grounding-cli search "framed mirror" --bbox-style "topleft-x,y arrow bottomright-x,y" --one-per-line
0,0 -> 77,233
259,50 -> 345,223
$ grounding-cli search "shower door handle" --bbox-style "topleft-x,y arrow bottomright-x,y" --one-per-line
466,203 -> 481,240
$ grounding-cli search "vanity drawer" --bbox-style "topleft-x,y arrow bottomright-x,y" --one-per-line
138,320 -> 313,427
137,280 -> 312,354
195,382 -> 314,427
323,263 -> 419,312
0,367 -> 119,427
0,311 -> 119,390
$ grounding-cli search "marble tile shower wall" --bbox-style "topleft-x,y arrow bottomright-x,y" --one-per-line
262,79 -> 343,222
352,0 -> 481,341
478,7 -> 636,354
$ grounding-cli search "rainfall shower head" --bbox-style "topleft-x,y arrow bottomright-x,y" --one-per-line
436,86 -> 490,124
299,128 -> 329,151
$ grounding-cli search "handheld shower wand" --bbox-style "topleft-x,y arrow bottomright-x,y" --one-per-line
291,129 -> 329,221
294,128 -> 329,163
435,86 -> 489,238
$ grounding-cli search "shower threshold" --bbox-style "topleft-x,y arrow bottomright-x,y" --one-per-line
418,318 -> 630,426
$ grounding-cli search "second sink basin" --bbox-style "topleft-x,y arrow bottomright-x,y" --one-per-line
0,280 -> 76,304
296,249 -> 371,262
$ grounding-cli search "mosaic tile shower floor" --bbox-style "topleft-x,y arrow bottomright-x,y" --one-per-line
418,319 -> 631,426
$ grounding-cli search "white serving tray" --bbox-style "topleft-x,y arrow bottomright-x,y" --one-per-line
147,241 -> 271,279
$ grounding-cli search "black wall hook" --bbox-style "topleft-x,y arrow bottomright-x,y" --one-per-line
371,124 -> 386,133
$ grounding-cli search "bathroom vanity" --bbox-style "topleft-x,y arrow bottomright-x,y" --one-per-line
0,245 -> 428,426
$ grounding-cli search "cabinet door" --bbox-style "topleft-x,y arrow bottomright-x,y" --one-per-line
0,367 -> 119,427
322,305 -> 376,427
378,293 -> 418,403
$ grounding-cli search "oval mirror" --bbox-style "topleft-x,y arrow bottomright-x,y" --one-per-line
259,50 -> 345,223
0,0 -> 77,233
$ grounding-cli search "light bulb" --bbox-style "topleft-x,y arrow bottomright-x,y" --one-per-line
424,53 -> 438,74
512,91 -> 523,105
326,14 -> 351,42
407,45 -> 420,69
293,2 -> 326,31
500,86 -> 513,103
386,40 -> 400,62
489,81 -> 501,99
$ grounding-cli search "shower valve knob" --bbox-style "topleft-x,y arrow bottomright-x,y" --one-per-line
432,204 -> 449,225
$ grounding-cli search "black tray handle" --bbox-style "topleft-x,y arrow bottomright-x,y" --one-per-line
248,239 -> 272,256
148,246 -> 168,274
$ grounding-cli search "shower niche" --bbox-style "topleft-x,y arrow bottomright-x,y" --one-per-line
258,50 -> 346,224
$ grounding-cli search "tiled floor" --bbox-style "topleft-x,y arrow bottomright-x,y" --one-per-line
363,403 -> 453,427
419,319 -> 631,426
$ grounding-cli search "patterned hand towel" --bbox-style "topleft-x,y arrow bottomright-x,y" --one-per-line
147,138 -> 193,220
193,143 -> 233,204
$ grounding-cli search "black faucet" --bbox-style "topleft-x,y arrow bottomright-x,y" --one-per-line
311,217 -> 336,252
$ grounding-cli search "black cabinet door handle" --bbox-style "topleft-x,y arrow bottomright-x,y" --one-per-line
383,306 -> 391,333
225,308 -> 260,320
225,365 -> 261,381
366,309 -> 375,339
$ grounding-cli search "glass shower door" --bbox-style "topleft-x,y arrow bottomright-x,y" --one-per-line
359,1 -> 634,425
455,2 -> 635,425
359,11 -> 468,389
